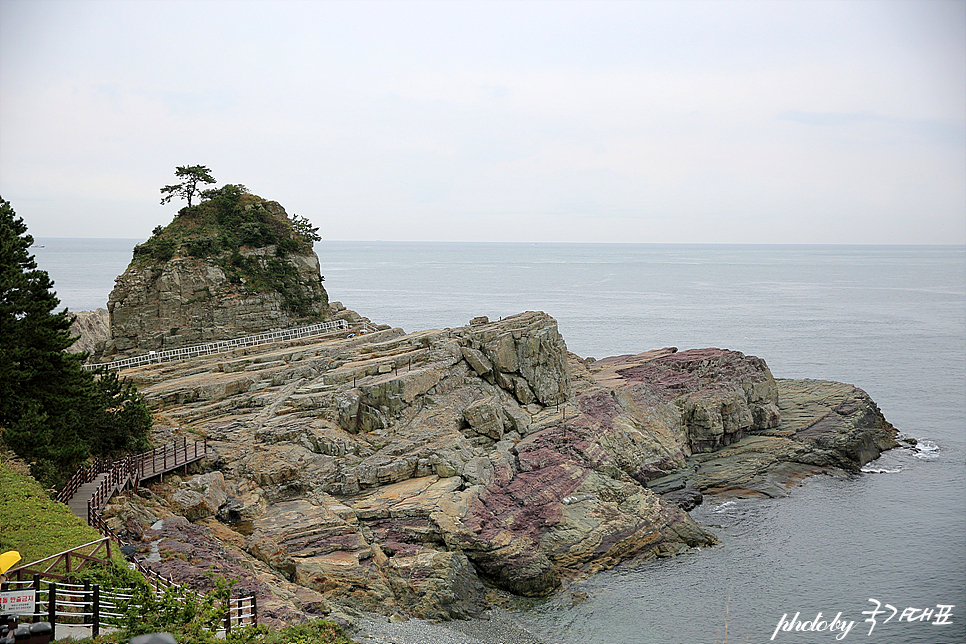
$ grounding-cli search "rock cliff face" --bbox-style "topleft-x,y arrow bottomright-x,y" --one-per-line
100,312 -> 898,623
101,193 -> 330,358
68,308 -> 110,354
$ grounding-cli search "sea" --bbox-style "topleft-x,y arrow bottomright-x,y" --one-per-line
33,239 -> 966,644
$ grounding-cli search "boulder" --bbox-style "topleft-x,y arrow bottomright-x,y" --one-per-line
171,471 -> 229,521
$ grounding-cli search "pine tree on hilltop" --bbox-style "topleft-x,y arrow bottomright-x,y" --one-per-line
0,197 -> 152,488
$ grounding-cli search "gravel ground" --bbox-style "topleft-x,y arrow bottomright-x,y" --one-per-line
353,608 -> 552,644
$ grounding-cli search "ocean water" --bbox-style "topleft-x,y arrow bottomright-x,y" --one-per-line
34,240 -> 966,644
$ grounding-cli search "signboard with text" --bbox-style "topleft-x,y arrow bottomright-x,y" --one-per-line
0,589 -> 36,615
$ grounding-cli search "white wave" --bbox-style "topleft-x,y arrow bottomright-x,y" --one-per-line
861,465 -> 902,474
712,501 -> 737,513
914,440 -> 940,460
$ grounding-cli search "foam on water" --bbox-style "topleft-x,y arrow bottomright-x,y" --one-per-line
912,439 -> 941,460
712,501 -> 738,513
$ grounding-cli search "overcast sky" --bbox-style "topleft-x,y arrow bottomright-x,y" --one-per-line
1,0 -> 963,244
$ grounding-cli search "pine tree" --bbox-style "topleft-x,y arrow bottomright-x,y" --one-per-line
0,197 -> 151,488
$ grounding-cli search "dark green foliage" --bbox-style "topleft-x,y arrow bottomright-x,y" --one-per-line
291,214 -> 321,243
201,182 -> 250,206
118,578 -> 231,643
140,174 -> 323,318
225,619 -> 357,644
133,235 -> 177,262
238,220 -> 275,246
160,165 -> 217,208
0,197 -> 152,489
85,367 -> 153,455
185,233 -> 219,258
67,559 -> 149,590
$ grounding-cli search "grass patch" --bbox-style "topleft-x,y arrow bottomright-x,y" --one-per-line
0,458 -> 135,582
0,460 -> 103,565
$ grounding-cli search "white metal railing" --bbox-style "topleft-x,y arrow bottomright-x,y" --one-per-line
83,320 -> 351,372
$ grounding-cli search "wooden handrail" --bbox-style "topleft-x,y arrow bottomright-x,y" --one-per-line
5,538 -> 112,582
37,437 -> 257,627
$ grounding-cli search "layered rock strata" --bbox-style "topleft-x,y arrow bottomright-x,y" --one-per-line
100,311 -> 897,622
106,250 -> 328,355
647,378 -> 899,502
68,308 -> 110,354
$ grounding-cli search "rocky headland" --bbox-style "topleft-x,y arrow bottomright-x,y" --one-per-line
93,311 -> 898,626
68,188 -> 899,632
92,188 -> 360,361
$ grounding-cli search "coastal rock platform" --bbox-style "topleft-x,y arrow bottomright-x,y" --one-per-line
99,311 -> 898,624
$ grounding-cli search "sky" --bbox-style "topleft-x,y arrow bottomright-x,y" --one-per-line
1,0 -> 964,244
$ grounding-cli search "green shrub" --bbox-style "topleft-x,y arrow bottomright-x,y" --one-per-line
117,578 -> 231,643
135,182 -> 322,318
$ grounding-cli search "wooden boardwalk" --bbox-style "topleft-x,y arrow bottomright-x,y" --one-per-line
66,473 -> 109,520
60,438 -> 208,522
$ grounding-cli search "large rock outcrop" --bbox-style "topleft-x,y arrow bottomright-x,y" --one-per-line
100,311 -> 898,622
100,193 -> 331,358
68,308 -> 110,354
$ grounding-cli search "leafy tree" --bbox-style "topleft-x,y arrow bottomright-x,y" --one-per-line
0,197 -> 152,488
160,165 -> 216,208
291,214 -> 321,243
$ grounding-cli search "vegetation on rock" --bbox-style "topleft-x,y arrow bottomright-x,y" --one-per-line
2,459 -> 353,644
70,618 -> 356,644
137,174 -> 323,318
0,197 -> 152,488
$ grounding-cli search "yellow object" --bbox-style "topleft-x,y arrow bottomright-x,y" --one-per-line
0,550 -> 22,574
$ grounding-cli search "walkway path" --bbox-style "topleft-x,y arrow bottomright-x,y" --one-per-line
61,438 -> 208,522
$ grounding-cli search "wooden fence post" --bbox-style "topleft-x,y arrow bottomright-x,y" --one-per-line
48,581 -> 57,640
252,594 -> 258,626
92,584 -> 100,638
32,574 -> 41,623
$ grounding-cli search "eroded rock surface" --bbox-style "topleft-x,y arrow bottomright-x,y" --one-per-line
68,308 -> 110,354
104,311 -> 897,622
648,379 -> 898,500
